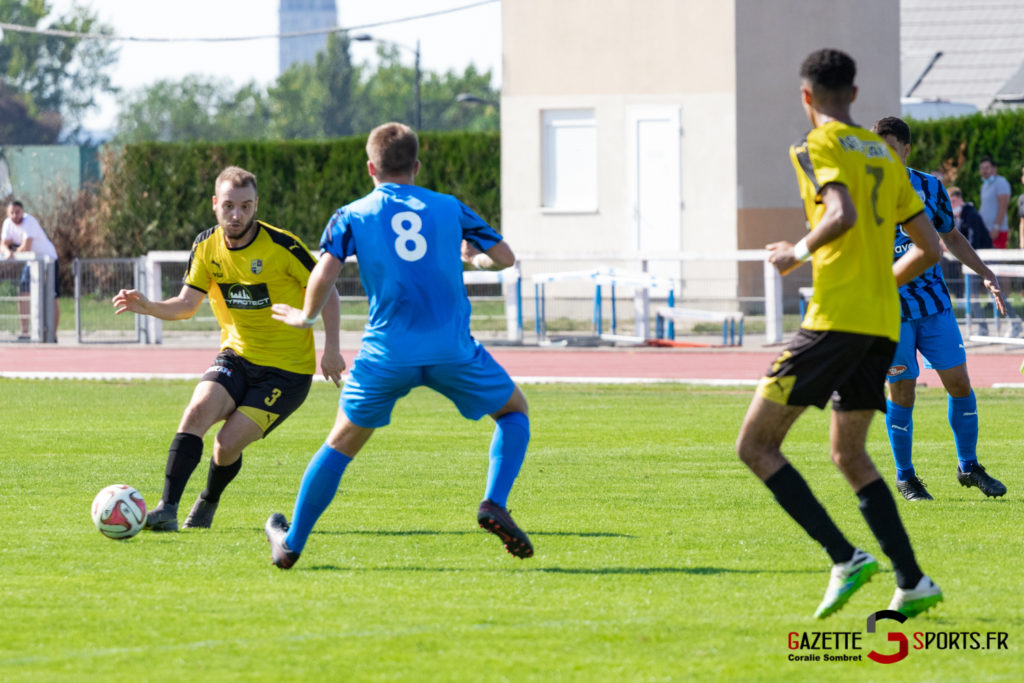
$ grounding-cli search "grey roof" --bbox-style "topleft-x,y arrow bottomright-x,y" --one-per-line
995,61 -> 1024,100
902,0 -> 1024,110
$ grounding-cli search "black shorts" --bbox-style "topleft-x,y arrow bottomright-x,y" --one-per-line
201,348 -> 312,435
756,329 -> 897,412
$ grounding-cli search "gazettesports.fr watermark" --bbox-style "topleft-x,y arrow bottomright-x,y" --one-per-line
787,611 -> 1009,665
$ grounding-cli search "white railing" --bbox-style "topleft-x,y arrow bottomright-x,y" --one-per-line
142,252 -> 523,344
0,254 -> 56,342
961,250 -> 1024,345
521,251 -> 784,344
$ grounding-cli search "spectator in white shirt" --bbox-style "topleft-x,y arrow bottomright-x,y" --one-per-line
1,200 -> 59,339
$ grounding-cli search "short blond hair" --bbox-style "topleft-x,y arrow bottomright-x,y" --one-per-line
366,122 -> 419,176
215,166 -> 257,194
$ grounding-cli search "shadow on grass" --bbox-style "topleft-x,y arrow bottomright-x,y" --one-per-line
299,565 -> 832,575
296,529 -> 635,538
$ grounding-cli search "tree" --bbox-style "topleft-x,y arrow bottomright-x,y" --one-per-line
108,30 -> 499,143
267,32 -> 362,139
353,48 -> 498,133
0,82 -> 61,143
0,0 -> 118,140
113,76 -> 271,143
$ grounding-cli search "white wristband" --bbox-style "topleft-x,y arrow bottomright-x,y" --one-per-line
793,236 -> 812,262
471,253 -> 490,270
303,315 -> 319,327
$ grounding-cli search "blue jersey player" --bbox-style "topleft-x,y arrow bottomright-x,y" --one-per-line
872,117 -> 1008,501
265,122 -> 533,568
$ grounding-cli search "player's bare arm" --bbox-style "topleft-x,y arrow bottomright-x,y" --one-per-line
893,212 -> 941,287
767,183 -> 856,276
940,228 -> 1008,316
462,239 -> 515,271
317,281 -> 344,387
112,284 -> 205,320
272,252 -> 343,329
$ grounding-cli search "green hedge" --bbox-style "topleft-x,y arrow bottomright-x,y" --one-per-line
909,109 -> 1024,246
103,131 -> 500,256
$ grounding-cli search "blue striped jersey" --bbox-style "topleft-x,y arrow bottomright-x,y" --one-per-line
320,183 -> 503,366
893,167 -> 954,321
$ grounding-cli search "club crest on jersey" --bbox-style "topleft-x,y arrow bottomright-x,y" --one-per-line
251,259 -> 263,274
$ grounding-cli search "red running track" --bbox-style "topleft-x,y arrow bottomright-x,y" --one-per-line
1,344 -> 1022,386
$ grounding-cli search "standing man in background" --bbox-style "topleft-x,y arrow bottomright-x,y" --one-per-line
978,155 -> 1011,248
1017,165 -> 1024,249
1,199 -> 59,340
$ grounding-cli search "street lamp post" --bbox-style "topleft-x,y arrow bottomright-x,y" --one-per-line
352,33 -> 421,130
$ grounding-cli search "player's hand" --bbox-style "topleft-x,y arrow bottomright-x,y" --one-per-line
983,277 -> 1008,317
271,303 -> 314,328
320,350 -> 345,387
112,289 -> 149,315
765,241 -> 804,276
461,239 -> 482,264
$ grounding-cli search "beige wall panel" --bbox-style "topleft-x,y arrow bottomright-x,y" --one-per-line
735,0 -> 902,210
502,0 -> 735,96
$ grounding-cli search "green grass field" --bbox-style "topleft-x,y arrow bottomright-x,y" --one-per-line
1,379 -> 1020,681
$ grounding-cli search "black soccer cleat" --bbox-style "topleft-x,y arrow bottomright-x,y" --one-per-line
477,499 -> 533,559
144,501 -> 179,532
265,513 -> 301,569
896,476 -> 934,501
183,497 -> 218,529
957,464 -> 1007,498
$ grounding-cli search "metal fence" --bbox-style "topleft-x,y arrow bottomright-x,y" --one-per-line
52,249 -> 1024,347
73,258 -> 145,343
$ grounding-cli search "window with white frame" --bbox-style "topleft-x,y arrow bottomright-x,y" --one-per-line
541,109 -> 597,211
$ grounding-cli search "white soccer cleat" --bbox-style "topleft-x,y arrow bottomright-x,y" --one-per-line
888,575 -> 943,617
814,548 -> 879,618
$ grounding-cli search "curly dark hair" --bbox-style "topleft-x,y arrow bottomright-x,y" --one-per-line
872,116 -> 911,145
800,49 -> 856,98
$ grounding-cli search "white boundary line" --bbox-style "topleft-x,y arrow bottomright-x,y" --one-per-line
0,370 -> 759,386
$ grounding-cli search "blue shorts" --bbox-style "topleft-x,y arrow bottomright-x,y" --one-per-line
340,342 -> 516,428
887,308 -> 966,382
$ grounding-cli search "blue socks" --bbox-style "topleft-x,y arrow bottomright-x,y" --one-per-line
484,412 -> 530,507
286,443 -> 352,554
885,400 -> 915,480
948,391 -> 978,472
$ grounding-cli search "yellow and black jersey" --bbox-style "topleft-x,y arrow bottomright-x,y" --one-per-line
790,121 -> 925,342
184,220 -> 318,374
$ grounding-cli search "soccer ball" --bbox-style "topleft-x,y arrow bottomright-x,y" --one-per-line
91,485 -> 147,540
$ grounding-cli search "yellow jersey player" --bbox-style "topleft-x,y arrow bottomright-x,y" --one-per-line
735,49 -> 944,619
113,166 -> 343,531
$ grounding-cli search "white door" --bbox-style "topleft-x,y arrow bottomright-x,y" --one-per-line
627,106 -> 682,279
